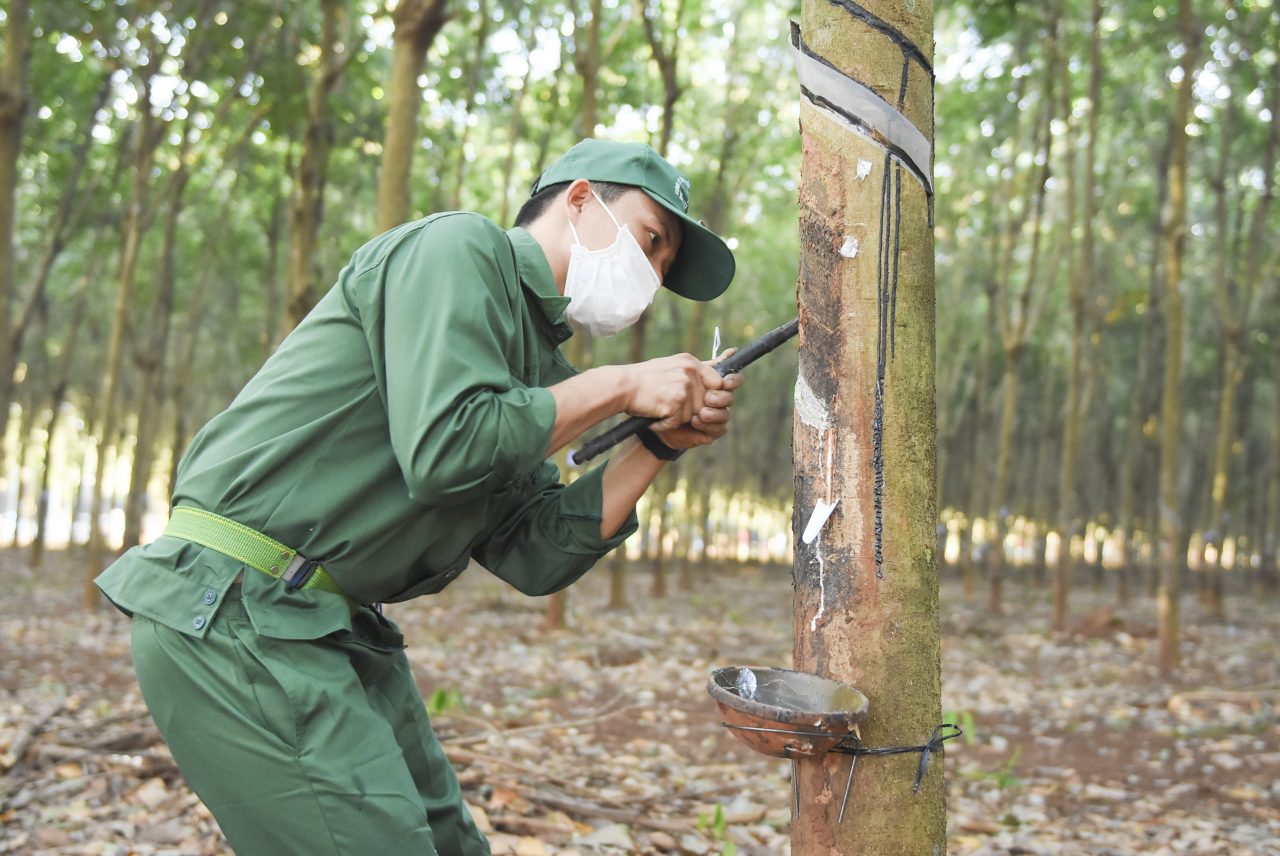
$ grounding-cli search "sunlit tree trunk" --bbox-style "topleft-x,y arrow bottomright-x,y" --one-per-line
285,0 -> 347,332
86,70 -> 163,608
650,501 -> 669,598
498,24 -> 540,227
1205,52 -> 1277,618
0,0 -> 30,496
1264,336 -> 1280,590
1054,0 -> 1100,632
376,0 -> 448,232
32,273 -> 91,567
988,5 -> 1060,614
544,0 -> 607,632
1156,0 -> 1199,675
123,123 -> 195,550
791,0 -> 942,849
573,0 -> 603,140
448,0 -> 490,210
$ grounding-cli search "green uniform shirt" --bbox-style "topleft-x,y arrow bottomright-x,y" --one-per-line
96,213 -> 638,641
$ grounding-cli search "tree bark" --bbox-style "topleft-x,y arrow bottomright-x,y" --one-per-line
792,0 -> 942,850
988,5 -> 1060,614
448,0 -> 490,210
573,0 -> 603,140
1054,0 -> 1101,631
0,0 -> 31,505
1156,0 -> 1199,676
32,273 -> 92,567
86,70 -> 164,608
376,0 -> 449,233
285,0 -> 348,332
498,24 -> 541,227
1204,47 -> 1277,617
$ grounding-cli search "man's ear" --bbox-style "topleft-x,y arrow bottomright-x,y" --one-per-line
564,178 -> 593,223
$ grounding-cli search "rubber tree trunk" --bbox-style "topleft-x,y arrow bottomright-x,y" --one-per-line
573,0 -> 603,140
447,0 -> 490,211
1116,138 -> 1170,591
376,0 -> 448,233
988,7 -> 1059,614
86,82 -> 163,609
543,4 -> 605,633
285,0 -> 346,332
0,0 -> 31,501
1205,52 -> 1277,616
1156,0 -> 1199,676
1054,0 -> 1101,632
791,0 -> 942,850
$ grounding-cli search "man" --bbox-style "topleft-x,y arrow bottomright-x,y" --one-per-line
95,139 -> 742,854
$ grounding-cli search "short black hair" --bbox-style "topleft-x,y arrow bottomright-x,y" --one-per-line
514,179 -> 632,227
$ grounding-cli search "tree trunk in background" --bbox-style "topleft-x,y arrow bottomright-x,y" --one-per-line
0,0 -> 31,499
122,111 -> 205,550
1117,137 -> 1170,595
791,0 -> 942,849
650,502 -> 668,598
637,0 -> 685,158
377,0 -> 448,232
573,0 -> 603,140
1265,332 -> 1280,589
498,25 -> 541,227
9,400 -> 33,547
1205,53 -> 1277,616
33,273 -> 92,567
448,0 -> 491,210
1156,0 -> 1199,675
86,73 -> 163,609
989,6 -> 1060,614
544,1 -> 607,632
285,0 -> 346,332
1054,0 -> 1100,631
1203,96 -> 1236,620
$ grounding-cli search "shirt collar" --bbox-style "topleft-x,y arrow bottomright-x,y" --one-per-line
507,226 -> 573,345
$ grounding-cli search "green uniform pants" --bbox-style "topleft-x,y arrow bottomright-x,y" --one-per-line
130,591 -> 490,855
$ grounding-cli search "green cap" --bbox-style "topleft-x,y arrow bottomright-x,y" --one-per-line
532,139 -> 735,301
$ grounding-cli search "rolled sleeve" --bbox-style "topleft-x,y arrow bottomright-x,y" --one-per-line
472,461 -> 639,596
377,215 -> 556,503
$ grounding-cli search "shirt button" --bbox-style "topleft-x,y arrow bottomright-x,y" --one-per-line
202,590 -> 217,605
192,615 -> 207,631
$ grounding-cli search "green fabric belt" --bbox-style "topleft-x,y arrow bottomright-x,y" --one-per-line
164,506 -> 350,599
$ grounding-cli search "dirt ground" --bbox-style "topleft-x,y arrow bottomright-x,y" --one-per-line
1,549 -> 1278,854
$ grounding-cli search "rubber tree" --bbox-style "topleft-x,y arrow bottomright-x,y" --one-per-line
544,0 -> 606,632
284,0 -> 350,333
1053,0 -> 1102,633
375,0 -> 449,233
987,2 -> 1061,614
0,0 -> 31,497
1204,40 -> 1278,616
1156,0 -> 1200,676
791,0 -> 943,850
86,57 -> 165,608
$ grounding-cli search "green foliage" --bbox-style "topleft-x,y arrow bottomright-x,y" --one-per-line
943,709 -> 978,745
696,803 -> 737,855
425,687 -> 465,715
961,747 -> 1024,790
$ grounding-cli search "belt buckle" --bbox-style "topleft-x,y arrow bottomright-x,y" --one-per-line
282,553 -> 320,592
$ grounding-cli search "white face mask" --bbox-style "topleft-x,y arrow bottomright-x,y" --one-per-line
563,191 -> 661,337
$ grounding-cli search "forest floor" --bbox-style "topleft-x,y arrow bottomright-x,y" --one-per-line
1,548 -> 1278,855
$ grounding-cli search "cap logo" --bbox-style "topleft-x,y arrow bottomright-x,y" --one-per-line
674,176 -> 691,211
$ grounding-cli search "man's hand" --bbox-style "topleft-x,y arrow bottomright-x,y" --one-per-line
624,353 -> 727,432
624,349 -> 743,451
651,371 -> 743,450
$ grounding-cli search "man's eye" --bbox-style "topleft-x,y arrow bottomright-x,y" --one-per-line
648,230 -> 659,246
